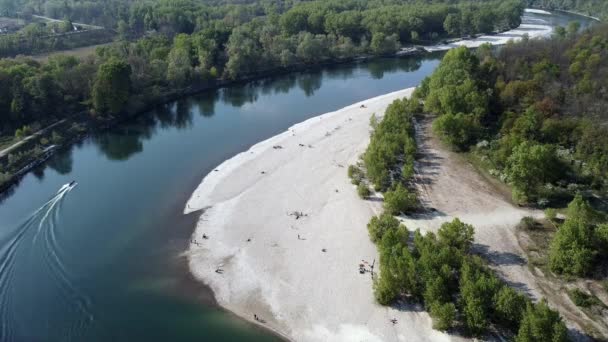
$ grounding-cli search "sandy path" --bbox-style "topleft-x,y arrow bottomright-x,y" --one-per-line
403,117 -> 543,299
185,89 -> 463,342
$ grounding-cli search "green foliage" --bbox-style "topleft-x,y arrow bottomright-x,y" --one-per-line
423,47 -> 488,117
437,218 -> 474,253
432,112 -> 482,150
367,212 -> 400,243
494,286 -> 527,329
366,215 -> 568,338
363,98 -> 416,190
383,183 -> 417,215
568,288 -> 602,308
430,302 -> 456,331
545,208 -> 557,222
459,257 -> 501,335
92,58 -> 132,115
549,195 -> 605,277
518,216 -> 539,231
516,300 -> 569,342
357,183 -> 371,199
505,142 -> 559,204
347,164 -> 364,185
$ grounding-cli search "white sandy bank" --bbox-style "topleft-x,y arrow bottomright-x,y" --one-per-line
185,88 -> 464,342
424,10 -> 553,52
524,9 -> 552,15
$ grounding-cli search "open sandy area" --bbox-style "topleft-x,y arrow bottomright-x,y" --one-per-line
185,88 -> 468,342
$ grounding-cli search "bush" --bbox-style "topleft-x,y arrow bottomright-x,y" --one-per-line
348,164 -> 363,185
544,208 -> 557,222
568,289 -> 602,308
357,183 -> 371,199
516,300 -> 569,342
430,302 -> 456,331
517,216 -> 538,231
494,286 -> 527,329
367,213 -> 400,243
384,183 -> 417,215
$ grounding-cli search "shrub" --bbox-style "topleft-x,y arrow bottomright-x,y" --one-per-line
348,164 -> 363,185
516,300 -> 569,342
568,289 -> 602,308
430,302 -> 456,331
384,183 -> 417,215
367,213 -> 400,243
517,216 -> 538,231
357,183 -> 371,199
544,208 -> 557,222
494,286 -> 527,330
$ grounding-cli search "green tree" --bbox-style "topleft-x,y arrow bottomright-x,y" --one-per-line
432,112 -> 482,150
92,58 -> 132,115
549,195 -> 598,276
494,286 -> 527,330
430,302 -> 456,331
443,13 -> 461,36
516,300 -> 569,342
370,32 -> 399,55
367,212 -> 400,243
384,183 -> 417,215
505,142 -> 558,204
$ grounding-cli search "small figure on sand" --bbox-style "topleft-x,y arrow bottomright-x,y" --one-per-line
254,314 -> 258,321
390,318 -> 397,325
202,234 -> 209,239
288,211 -> 308,220
247,238 -> 252,242
360,104 -> 367,108
215,268 -> 224,274
321,248 -> 327,253
261,171 -> 266,174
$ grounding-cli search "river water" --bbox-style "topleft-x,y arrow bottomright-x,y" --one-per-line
0,10 -> 594,342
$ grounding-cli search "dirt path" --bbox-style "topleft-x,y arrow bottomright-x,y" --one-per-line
403,116 -> 605,340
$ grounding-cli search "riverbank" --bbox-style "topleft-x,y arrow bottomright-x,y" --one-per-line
0,8 -> 566,197
185,88 -> 464,341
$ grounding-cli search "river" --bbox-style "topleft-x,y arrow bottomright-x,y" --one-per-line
0,10 -> 595,342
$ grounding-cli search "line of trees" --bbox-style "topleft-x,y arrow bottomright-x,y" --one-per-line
0,0 -> 525,137
415,23 -> 608,206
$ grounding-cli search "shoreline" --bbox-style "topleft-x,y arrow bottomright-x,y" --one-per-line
184,88 -> 462,341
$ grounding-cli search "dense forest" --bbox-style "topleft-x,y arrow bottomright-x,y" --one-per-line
0,0 -> 524,131
416,23 -> 608,206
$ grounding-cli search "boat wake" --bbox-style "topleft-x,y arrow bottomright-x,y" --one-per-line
0,182 -> 92,341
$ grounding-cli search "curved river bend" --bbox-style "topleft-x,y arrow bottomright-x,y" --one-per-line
0,11 -> 594,342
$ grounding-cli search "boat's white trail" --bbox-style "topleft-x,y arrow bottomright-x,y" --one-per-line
0,182 -> 89,342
